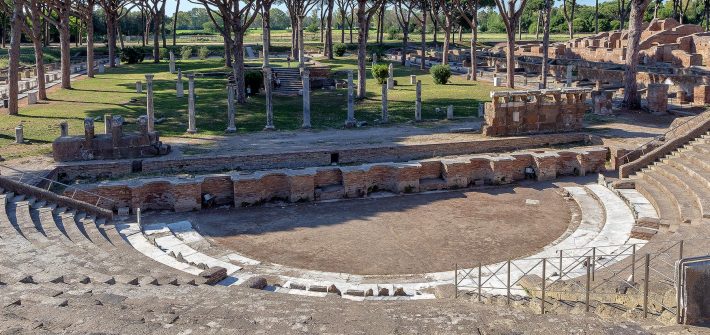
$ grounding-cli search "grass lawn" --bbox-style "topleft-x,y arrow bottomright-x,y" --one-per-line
0,56 -> 500,159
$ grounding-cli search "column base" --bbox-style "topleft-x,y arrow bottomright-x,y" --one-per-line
225,127 -> 237,133
263,125 -> 276,131
186,129 -> 197,134
345,120 -> 357,128
301,124 -> 312,129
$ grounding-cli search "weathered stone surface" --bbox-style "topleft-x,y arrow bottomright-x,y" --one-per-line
244,276 -> 267,289
199,267 -> 227,285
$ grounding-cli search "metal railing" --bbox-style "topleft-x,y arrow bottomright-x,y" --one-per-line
454,238 -> 706,321
617,110 -> 710,165
0,164 -> 117,209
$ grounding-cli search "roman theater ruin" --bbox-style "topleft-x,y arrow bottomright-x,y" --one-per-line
1,1 -> 710,332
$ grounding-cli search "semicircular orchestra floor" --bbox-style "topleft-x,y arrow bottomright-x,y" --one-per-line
148,184 -> 576,276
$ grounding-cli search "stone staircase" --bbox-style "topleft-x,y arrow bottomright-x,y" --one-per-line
272,67 -> 302,96
630,131 -> 710,232
0,184 -> 201,287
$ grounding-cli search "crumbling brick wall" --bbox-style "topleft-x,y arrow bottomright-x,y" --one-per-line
482,88 -> 589,137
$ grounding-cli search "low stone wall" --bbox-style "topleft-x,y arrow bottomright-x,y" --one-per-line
68,147 -> 608,213
482,89 -> 590,137
54,133 -> 593,182
0,176 -> 113,219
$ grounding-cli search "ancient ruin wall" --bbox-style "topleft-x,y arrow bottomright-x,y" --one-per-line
67,147 -> 608,213
482,89 -> 589,137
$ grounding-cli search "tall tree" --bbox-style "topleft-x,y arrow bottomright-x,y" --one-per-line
562,0 -> 576,39
285,0 -> 318,60
75,0 -> 97,78
23,0 -> 50,99
336,0 -> 354,43
262,0 -> 274,66
456,0 -> 480,80
622,0 -> 651,109
492,0 -> 528,89
196,0 -> 261,103
437,0 -> 455,65
394,0 -> 413,65
142,0 -> 168,63
540,0 -> 551,88
324,0 -> 335,58
41,0 -> 73,89
98,0 -> 133,67
617,0 -> 629,31
0,0 -> 23,115
172,0 -> 180,45
356,0 -> 386,98
410,0 -> 428,70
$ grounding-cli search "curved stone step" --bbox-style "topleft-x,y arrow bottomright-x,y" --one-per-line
655,163 -> 709,220
0,194 -> 23,240
37,207 -> 67,241
10,201 -> 47,243
643,168 -> 698,224
633,176 -> 682,231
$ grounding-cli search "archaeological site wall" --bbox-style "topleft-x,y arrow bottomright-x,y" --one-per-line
67,147 -> 607,212
482,89 -> 589,137
53,133 -> 594,182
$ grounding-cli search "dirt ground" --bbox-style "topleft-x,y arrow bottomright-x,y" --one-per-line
147,184 -> 574,275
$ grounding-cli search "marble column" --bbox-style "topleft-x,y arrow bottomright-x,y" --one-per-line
145,74 -> 155,132
345,70 -> 356,127
226,83 -> 237,133
15,125 -> 23,144
176,68 -> 184,98
387,63 -> 394,89
136,81 -> 142,93
447,105 -> 454,120
381,83 -> 388,123
415,80 -> 422,121
299,15 -> 306,68
104,114 -> 113,134
186,74 -> 197,134
566,65 -> 573,87
410,75 -> 416,85
302,69 -> 311,128
169,51 -> 176,74
264,67 -> 275,130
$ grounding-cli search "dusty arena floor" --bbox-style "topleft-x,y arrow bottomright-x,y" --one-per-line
148,184 -> 575,275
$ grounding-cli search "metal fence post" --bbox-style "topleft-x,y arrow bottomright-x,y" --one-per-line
643,253 -> 650,318
455,263 -> 458,299
478,262 -> 482,302
631,244 -> 636,285
585,256 -> 591,312
591,247 -> 596,281
506,260 -> 511,306
541,258 -> 546,315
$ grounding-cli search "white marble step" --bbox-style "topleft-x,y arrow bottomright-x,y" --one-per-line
153,234 -> 242,276
116,223 -> 203,276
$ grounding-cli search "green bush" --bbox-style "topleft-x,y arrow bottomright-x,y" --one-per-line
387,26 -> 400,40
371,64 -> 389,85
334,43 -> 347,57
180,46 -> 193,60
306,22 -> 319,33
159,47 -> 170,60
120,47 -> 145,64
244,71 -> 264,94
430,64 -> 452,85
198,46 -> 210,60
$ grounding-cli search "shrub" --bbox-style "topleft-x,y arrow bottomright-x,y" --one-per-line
430,64 -> 452,85
306,22 -> 319,33
180,46 -> 193,60
198,46 -> 210,60
371,64 -> 389,85
120,47 -> 145,64
334,43 -> 347,57
244,71 -> 264,94
387,26 -> 400,40
159,47 -> 170,60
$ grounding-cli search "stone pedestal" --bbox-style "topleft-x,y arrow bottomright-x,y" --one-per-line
15,125 -> 23,144
187,74 -> 197,134
381,83 -> 388,123
145,74 -> 155,132
446,105 -> 454,120
410,75 -> 416,85
264,67 -> 275,130
226,83 -> 237,133
104,114 -> 113,134
345,70 -> 356,127
302,69 -> 311,128
493,77 -> 502,87
565,65 -> 573,87
415,80 -> 422,121
694,85 -> 710,105
59,122 -> 69,137
27,92 -> 37,105
169,51 -> 176,74
176,68 -> 184,98
136,81 -> 142,93
648,84 -> 669,114
387,63 -> 394,89
372,53 -> 378,66
98,63 -> 105,74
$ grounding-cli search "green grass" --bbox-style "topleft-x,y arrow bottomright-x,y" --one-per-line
0,56 -> 501,159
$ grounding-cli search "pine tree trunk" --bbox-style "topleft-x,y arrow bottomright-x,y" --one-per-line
541,0 -> 552,88
173,0 -> 180,46
32,37 -> 47,100
59,24 -> 72,89
420,9 -> 426,70
153,15 -> 161,63
7,5 -> 22,115
263,2 -> 271,66
107,13 -> 117,67
506,28 -> 515,89
325,0 -> 334,59
622,0 -> 651,110
442,16 -> 451,65
356,2 -> 367,99
86,15 -> 95,78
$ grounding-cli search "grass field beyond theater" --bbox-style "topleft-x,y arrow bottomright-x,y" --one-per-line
0,56 -> 501,159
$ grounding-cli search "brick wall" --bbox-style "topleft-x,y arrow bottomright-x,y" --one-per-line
69,147 -> 608,213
